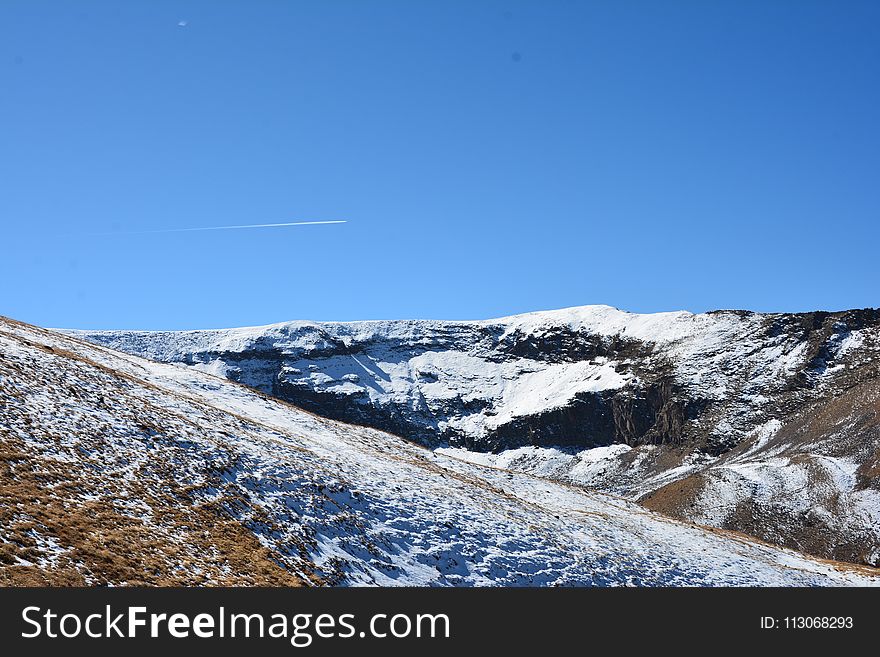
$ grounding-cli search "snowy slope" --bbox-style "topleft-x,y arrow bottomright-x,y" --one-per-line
3,315 -> 878,586
66,305 -> 880,567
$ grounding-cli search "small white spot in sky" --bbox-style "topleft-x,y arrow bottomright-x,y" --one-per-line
178,20 -> 188,27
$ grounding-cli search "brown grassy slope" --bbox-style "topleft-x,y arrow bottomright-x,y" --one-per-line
0,318 -> 310,586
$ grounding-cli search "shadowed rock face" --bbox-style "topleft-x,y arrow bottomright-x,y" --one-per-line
268,334 -> 691,452
68,305 -> 880,566
146,331 -> 700,452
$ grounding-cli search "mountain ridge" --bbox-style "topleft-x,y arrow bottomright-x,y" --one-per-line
65,304 -> 880,567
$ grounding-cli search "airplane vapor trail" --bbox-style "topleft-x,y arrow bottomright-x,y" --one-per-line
95,220 -> 347,235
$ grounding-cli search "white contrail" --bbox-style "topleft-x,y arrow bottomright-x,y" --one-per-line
96,220 -> 347,235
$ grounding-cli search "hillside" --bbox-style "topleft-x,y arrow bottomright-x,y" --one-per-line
3,315 -> 878,586
68,305 -> 880,566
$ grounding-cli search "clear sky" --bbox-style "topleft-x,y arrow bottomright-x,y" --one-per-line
2,1 -> 878,329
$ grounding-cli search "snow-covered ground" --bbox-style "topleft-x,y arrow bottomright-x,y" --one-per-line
3,316 -> 878,586
441,425 -> 880,567
63,304 -> 880,568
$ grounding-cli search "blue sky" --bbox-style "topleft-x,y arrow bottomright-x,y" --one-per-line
2,1 -> 878,329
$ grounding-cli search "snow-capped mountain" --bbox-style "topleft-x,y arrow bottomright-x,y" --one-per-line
3,315 -> 877,586
68,305 -> 880,568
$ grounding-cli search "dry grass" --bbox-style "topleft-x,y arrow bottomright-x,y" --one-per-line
1,319 -> 315,587
639,473 -> 707,518
0,432 -> 309,586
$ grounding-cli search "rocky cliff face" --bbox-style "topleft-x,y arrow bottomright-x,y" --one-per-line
67,305 -> 880,566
